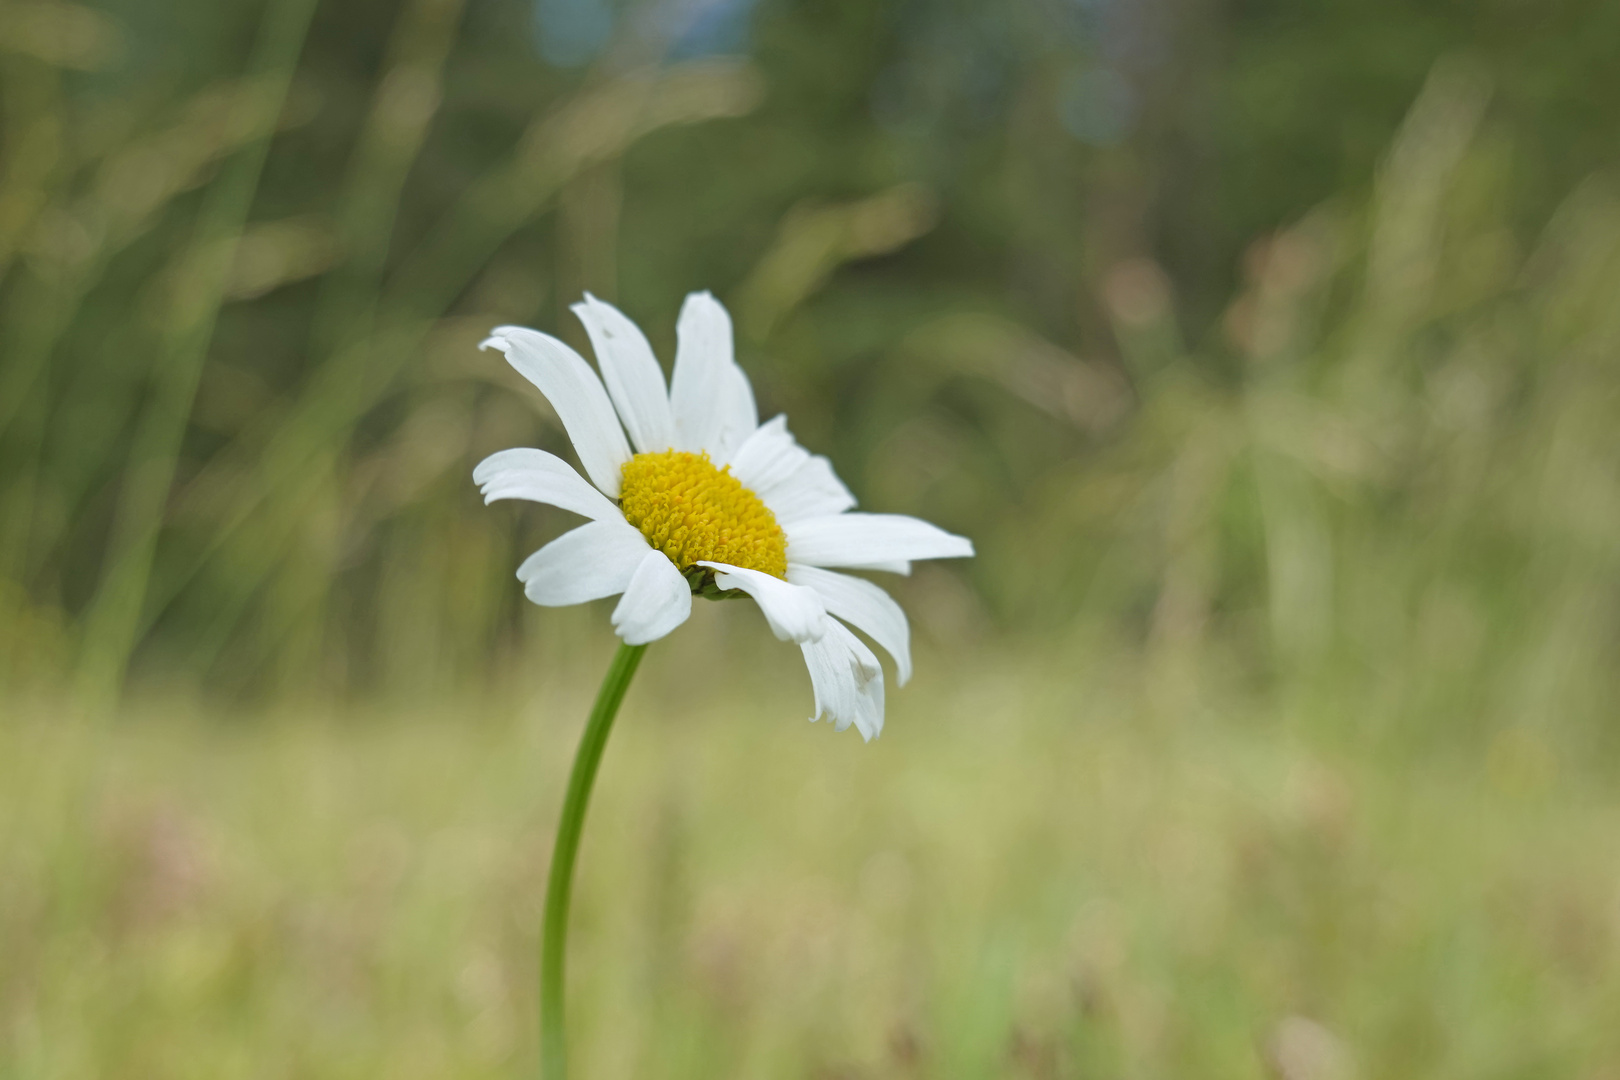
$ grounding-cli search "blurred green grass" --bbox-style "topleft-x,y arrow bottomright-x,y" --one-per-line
4,0 -> 1620,1075
1,1 -> 1616,712
5,618 -> 1618,1077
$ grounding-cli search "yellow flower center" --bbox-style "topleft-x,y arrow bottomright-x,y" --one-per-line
619,450 -> 787,580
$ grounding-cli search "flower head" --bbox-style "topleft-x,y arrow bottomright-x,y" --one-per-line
475,292 -> 973,739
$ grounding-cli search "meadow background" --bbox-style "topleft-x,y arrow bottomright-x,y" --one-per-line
3,0 -> 1620,1076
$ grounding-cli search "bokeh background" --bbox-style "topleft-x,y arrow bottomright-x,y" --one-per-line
4,0 -> 1620,1075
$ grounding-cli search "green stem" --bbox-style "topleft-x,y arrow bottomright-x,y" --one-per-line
541,640 -> 646,1079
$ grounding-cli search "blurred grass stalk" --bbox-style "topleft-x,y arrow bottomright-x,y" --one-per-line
154,59 -> 764,687
0,59 -> 292,584
75,0 -> 323,704
0,0 -> 766,699
0,27 -> 1615,751
1,20 -> 1619,1073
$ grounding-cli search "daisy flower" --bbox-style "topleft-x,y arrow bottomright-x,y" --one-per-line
474,291 -> 973,740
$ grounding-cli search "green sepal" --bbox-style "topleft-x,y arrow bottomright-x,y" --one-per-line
681,564 -> 747,601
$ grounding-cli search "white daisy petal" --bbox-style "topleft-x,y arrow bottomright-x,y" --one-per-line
785,513 -> 973,568
698,561 -> 828,642
611,549 -> 693,645
800,621 -> 886,741
730,415 -> 810,493
759,454 -> 857,525
788,564 -> 912,686
518,519 -> 649,606
713,364 -> 759,463
800,630 -> 856,732
481,327 -> 632,497
572,293 -> 675,455
473,448 -> 622,521
479,289 -> 975,744
837,624 -> 887,740
670,291 -> 734,453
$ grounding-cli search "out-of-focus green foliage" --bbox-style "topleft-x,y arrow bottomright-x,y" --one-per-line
3,1 -> 1620,1074
5,644 -> 1620,1077
2,0 -> 1618,738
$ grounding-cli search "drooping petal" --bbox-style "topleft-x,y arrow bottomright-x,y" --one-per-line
698,561 -> 827,642
799,629 -> 855,732
836,624 -> 887,740
481,327 -> 632,497
788,564 -> 912,686
517,518 -> 649,606
785,513 -> 973,568
800,621 -> 886,740
729,415 -> 809,493
611,549 -> 692,644
670,291 -> 734,454
572,293 -> 675,455
473,448 -> 621,521
758,454 -> 856,525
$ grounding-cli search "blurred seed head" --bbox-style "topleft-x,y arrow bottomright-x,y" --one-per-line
97,797 -> 214,935
1265,1016 -> 1355,1080
374,66 -> 443,147
517,60 -> 764,181
0,2 -> 125,70
1228,217 -> 1336,362
225,215 -> 343,301
910,312 -> 1131,434
737,183 -> 939,338
1102,257 -> 1172,328
23,205 -> 97,274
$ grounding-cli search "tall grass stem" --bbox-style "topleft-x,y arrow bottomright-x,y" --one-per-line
541,640 -> 646,1078
73,0 -> 320,702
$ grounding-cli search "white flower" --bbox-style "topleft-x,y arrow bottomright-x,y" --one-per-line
474,292 -> 973,740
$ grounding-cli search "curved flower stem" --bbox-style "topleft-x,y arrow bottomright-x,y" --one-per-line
540,640 -> 646,1079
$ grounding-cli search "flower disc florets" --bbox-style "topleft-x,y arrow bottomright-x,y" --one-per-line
619,450 -> 788,580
